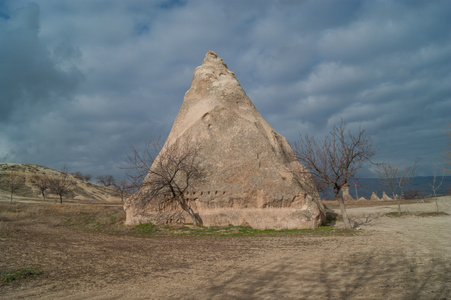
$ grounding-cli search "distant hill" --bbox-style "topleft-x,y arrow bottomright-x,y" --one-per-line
2,163 -> 448,203
320,176 -> 451,200
0,163 -> 122,203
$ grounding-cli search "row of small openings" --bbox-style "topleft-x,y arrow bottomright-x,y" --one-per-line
185,191 -> 226,196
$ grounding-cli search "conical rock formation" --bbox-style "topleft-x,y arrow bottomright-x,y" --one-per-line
125,51 -> 326,229
382,191 -> 393,201
370,192 -> 380,201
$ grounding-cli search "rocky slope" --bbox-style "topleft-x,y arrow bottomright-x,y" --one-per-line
0,163 -> 121,203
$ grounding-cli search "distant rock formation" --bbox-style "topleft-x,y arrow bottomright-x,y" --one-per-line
124,51 -> 326,229
342,182 -> 354,201
357,197 -> 366,201
382,191 -> 393,201
370,192 -> 380,201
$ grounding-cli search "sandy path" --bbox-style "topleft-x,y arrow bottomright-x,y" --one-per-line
1,198 -> 450,299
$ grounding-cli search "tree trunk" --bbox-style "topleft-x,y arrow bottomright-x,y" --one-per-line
433,190 -> 439,212
10,191 -> 13,203
393,193 -> 401,215
334,188 -> 352,229
59,195 -> 63,204
187,206 -> 202,227
179,199 -> 202,227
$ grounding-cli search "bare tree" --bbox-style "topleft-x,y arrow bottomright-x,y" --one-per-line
48,166 -> 75,204
376,164 -> 398,203
33,175 -> 50,201
3,170 -> 26,203
376,163 -> 416,215
293,120 -> 376,229
96,175 -> 116,187
113,179 -> 132,203
125,139 -> 205,227
72,171 -> 84,180
430,164 -> 444,212
72,172 -> 92,182
123,140 -> 156,192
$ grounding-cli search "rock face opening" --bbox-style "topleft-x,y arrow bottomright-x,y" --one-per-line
124,51 -> 326,229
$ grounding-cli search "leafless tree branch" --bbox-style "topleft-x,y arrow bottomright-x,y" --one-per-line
123,138 -> 205,226
376,162 -> 416,215
113,179 -> 133,203
33,175 -> 50,201
293,120 -> 376,229
48,166 -> 75,204
430,164 -> 445,212
2,169 -> 26,203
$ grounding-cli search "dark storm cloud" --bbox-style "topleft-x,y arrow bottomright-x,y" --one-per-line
0,3 -> 83,122
1,0 -> 450,179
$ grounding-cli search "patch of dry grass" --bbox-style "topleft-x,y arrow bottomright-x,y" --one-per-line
0,202 -> 126,233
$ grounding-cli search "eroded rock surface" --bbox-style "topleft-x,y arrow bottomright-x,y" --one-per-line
124,51 -> 326,229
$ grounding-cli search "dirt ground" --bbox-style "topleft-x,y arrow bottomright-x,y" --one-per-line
0,197 -> 450,300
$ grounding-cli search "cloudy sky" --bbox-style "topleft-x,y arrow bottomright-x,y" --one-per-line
1,0 -> 450,180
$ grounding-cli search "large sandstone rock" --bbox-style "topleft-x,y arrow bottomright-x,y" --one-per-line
124,51 -> 326,229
